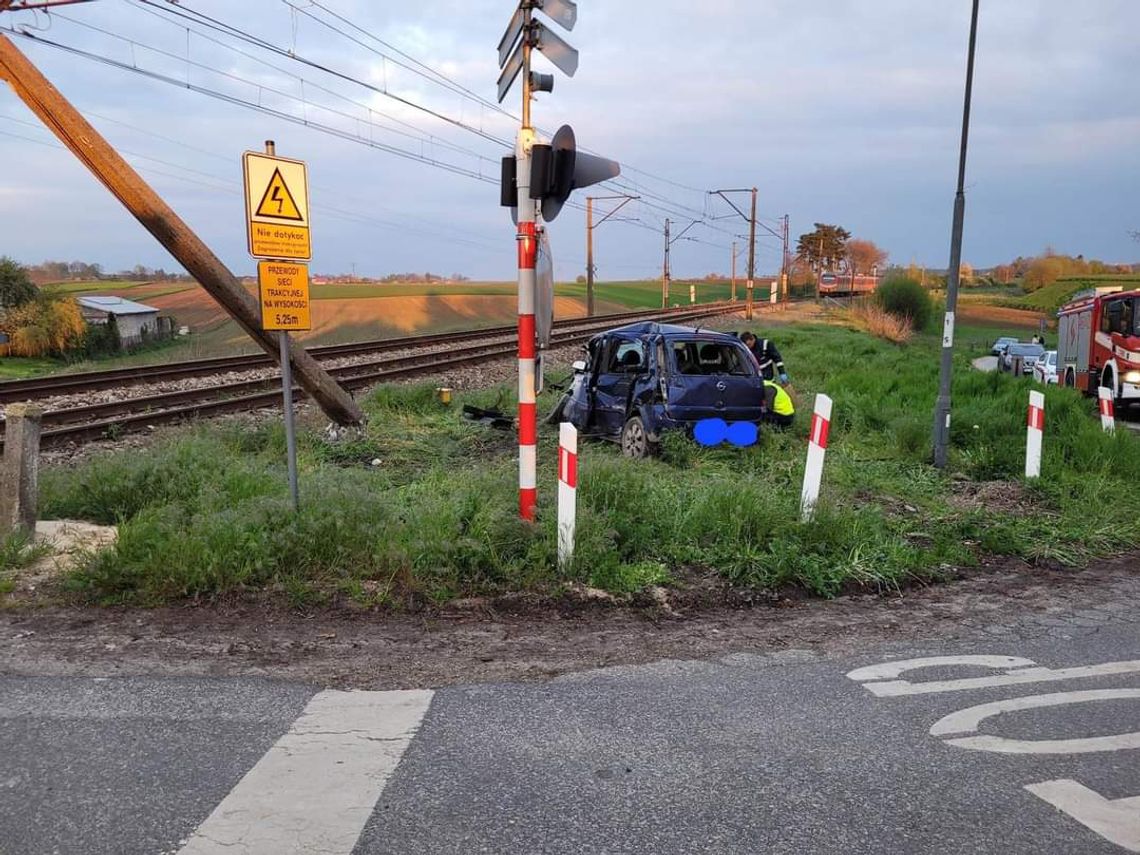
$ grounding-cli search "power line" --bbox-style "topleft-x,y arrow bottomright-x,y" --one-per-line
3,27 -> 501,183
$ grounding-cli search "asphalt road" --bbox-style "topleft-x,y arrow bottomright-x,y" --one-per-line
3,601 -> 1139,854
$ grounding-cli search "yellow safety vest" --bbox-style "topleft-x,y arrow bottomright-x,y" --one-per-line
764,380 -> 794,416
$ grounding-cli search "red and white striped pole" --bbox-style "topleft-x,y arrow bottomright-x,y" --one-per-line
1026,390 -> 1045,479
1098,386 -> 1116,433
516,128 -> 538,520
557,422 -> 578,566
800,393 -> 833,522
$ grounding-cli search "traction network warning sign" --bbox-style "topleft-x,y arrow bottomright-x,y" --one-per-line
258,261 -> 311,332
243,152 -> 311,261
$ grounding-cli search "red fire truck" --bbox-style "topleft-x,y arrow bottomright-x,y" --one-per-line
1057,287 -> 1140,402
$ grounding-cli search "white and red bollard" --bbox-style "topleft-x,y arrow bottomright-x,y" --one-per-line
1025,390 -> 1045,479
1098,386 -> 1116,433
800,393 -> 833,522
557,422 -> 578,567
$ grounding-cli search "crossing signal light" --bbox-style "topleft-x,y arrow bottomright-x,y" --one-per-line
501,124 -> 619,222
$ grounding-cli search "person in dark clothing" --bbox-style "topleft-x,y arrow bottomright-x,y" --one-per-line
738,331 -> 788,384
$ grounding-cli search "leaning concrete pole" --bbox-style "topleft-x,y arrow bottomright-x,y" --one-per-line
0,403 -> 42,537
0,34 -> 363,426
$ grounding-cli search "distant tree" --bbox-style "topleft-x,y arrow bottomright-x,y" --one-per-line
796,224 -> 850,271
575,274 -> 586,284
958,262 -> 975,285
993,264 -> 1014,284
845,238 -> 888,275
0,256 -> 38,309
1024,257 -> 1063,292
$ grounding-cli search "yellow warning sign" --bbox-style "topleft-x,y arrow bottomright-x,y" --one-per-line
258,260 -> 311,331
255,168 -> 304,221
243,152 -> 311,261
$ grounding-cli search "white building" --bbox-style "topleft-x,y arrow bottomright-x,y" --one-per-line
77,296 -> 161,346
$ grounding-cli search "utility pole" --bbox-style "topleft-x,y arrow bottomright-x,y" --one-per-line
932,0 -> 980,469
585,193 -> 636,317
662,218 -> 671,308
709,187 -> 760,320
781,213 -> 790,306
747,188 -> 757,321
586,196 -> 594,316
731,240 -> 737,302
0,32 -> 362,425
815,236 -> 823,304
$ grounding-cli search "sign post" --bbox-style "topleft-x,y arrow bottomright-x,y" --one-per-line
1026,390 -> 1045,479
1098,386 -> 1116,433
801,393 -> 833,522
244,141 -> 312,511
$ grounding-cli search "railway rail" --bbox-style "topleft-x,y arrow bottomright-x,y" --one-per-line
0,303 -> 731,403
0,303 -> 737,449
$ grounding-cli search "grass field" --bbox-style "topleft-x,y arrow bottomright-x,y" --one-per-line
27,309 -> 1137,609
0,356 -> 61,381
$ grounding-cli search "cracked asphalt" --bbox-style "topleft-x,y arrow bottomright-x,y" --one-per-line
2,563 -> 1138,854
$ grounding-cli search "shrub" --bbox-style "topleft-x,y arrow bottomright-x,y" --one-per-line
846,301 -> 913,344
0,256 -> 38,309
875,276 -> 932,331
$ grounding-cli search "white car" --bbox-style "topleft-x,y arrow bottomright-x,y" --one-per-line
1033,350 -> 1058,385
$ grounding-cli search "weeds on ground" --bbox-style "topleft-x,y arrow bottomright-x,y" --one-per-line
38,322 -> 1140,607
0,530 -> 50,596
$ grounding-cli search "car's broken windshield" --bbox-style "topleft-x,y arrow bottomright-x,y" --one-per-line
672,341 -> 752,376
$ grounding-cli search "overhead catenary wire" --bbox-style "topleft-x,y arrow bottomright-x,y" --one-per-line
5,1 -> 780,274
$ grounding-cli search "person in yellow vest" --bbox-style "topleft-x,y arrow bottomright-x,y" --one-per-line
763,379 -> 795,429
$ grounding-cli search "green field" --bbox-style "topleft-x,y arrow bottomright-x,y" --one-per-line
22,312 -> 1137,609
0,356 -> 61,381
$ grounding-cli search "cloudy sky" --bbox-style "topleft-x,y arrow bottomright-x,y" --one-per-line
2,0 -> 1137,281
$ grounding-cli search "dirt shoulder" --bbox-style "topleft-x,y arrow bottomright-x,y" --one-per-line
3,553 -> 1137,689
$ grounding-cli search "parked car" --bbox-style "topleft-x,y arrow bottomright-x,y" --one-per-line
991,336 -> 1018,356
1033,350 -> 1058,385
549,322 -> 767,457
1001,342 -> 1045,374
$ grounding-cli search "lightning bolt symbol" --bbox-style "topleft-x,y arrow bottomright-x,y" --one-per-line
270,186 -> 285,214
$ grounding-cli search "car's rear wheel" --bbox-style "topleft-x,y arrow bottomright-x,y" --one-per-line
620,415 -> 658,459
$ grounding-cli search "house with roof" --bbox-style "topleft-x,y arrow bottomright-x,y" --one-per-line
76,295 -> 162,346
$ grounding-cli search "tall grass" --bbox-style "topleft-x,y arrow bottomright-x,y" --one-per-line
38,323 -> 1140,606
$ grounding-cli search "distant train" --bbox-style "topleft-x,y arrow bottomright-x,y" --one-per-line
819,272 -> 879,296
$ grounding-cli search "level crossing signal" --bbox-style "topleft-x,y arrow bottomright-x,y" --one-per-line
497,0 -> 620,522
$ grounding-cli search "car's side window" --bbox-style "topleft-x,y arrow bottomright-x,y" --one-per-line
607,340 -> 645,373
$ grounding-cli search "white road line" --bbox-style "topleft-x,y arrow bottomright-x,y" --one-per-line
854,658 -> 1140,697
178,689 -> 433,855
846,655 -> 1036,683
1026,779 -> 1140,853
930,688 -> 1140,754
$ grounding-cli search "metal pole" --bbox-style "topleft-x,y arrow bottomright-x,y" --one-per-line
746,188 -> 757,321
585,196 -> 595,317
264,140 -> 299,512
932,0 -> 980,469
662,218 -> 670,308
279,330 -> 299,511
731,240 -> 737,302
815,236 -> 823,304
516,4 -> 538,520
781,214 -> 790,306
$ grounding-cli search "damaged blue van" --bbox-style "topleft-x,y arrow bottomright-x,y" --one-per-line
548,322 -> 768,457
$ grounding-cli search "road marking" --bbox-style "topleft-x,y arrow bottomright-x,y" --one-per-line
178,689 -> 433,855
846,655 -> 1036,683
930,688 -> 1140,754
1026,779 -> 1140,853
849,656 -> 1140,697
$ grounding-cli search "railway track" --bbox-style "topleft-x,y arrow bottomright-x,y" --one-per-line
0,303 -> 732,403
0,303 -> 737,449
